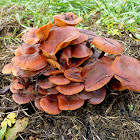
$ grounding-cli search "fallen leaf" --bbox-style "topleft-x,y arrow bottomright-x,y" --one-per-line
0,125 -> 7,140
5,117 -> 29,140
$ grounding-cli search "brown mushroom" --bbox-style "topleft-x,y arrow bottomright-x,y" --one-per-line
82,60 -> 113,91
37,77 -> 54,89
56,82 -> 84,95
112,55 -> 140,91
92,36 -> 123,54
39,26 -> 80,55
88,87 -> 106,105
48,75 -> 71,85
78,91 -> 93,100
12,51 -> 47,71
53,12 -> 82,27
40,95 -> 61,115
71,42 -> 91,58
100,56 -> 115,65
57,94 -> 84,110
2,63 -> 13,74
34,95 -> 44,111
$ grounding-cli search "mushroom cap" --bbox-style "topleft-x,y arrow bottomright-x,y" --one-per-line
22,28 -> 39,45
20,43 -> 40,54
38,87 -> 59,95
82,60 -> 113,91
48,75 -> 71,85
78,91 -> 94,100
34,95 -> 44,111
12,91 -> 35,104
112,55 -> 140,91
70,50 -> 93,67
40,95 -> 61,115
53,12 -> 82,27
56,82 -> 84,95
15,47 -> 22,56
2,63 -> 13,74
11,77 -> 25,90
47,59 -> 61,70
71,42 -> 91,58
92,36 -> 123,54
36,22 -> 53,42
70,33 -> 88,45
39,26 -> 80,55
10,84 -> 21,94
88,87 -> 106,105
40,65 -> 63,76
57,94 -> 84,110
37,77 -> 54,89
64,67 -> 83,82
12,51 -> 47,71
79,29 -> 97,42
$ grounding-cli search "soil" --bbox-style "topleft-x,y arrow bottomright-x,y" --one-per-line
0,7 -> 140,140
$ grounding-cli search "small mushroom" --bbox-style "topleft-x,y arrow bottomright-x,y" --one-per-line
82,60 -> 113,91
2,63 -> 13,74
48,75 -> 71,85
78,91 -> 94,100
56,82 -> 84,95
34,95 -> 44,111
88,87 -> 106,105
57,94 -> 84,110
53,12 -> 82,27
71,42 -> 91,58
40,95 -> 61,115
112,55 -> 140,91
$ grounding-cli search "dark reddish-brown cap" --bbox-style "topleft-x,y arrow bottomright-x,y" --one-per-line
53,12 -> 82,27
82,60 -> 113,91
48,75 -> 71,85
34,95 -> 44,111
57,94 -> 84,110
37,77 -> 54,89
12,92 -> 35,104
40,95 -> 61,115
88,87 -> 106,105
56,82 -> 84,95
78,91 -> 94,100
70,33 -> 88,45
92,36 -> 123,54
112,55 -> 140,91
64,68 -> 83,82
79,29 -> 97,42
22,28 -> 39,45
71,42 -> 91,58
39,26 -> 80,55
12,51 -> 47,71
38,87 -> 59,95
108,78 -> 127,91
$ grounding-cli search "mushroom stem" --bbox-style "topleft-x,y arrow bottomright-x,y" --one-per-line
98,51 -> 105,59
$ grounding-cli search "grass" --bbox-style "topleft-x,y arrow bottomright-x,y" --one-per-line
0,0 -> 139,36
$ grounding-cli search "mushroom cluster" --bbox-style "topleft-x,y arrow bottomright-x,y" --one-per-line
2,12 -> 140,115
